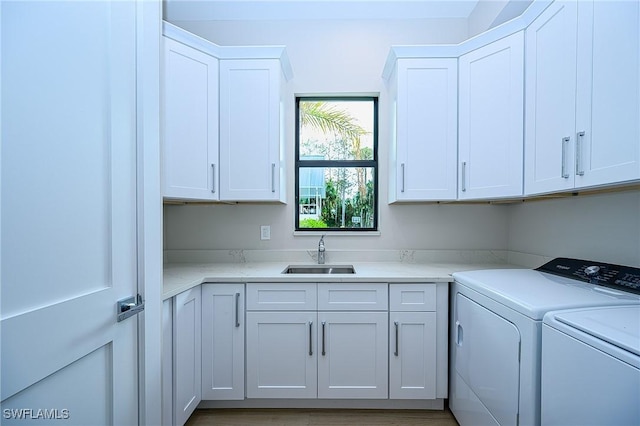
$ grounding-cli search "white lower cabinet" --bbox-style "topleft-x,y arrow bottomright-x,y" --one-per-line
389,284 -> 442,400
389,311 -> 437,399
317,311 -> 388,399
173,286 -> 202,426
164,281 -> 447,419
246,311 -> 318,398
245,283 -> 390,399
201,284 -> 245,400
245,283 -> 318,398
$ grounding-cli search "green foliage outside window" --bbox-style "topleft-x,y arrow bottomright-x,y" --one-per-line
296,98 -> 377,231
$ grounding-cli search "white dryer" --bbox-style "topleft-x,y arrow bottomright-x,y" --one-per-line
541,305 -> 640,425
449,258 -> 640,426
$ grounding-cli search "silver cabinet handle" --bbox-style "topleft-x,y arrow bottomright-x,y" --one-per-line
211,163 -> 216,193
235,292 -> 240,327
461,161 -> 467,192
271,163 -> 276,193
561,137 -> 570,179
309,321 -> 313,356
576,131 -> 585,176
394,321 -> 399,357
400,163 -> 405,193
321,321 -> 326,356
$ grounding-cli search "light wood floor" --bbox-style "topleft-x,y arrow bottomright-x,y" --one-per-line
185,408 -> 460,426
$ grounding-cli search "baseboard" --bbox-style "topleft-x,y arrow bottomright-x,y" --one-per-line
197,398 -> 445,410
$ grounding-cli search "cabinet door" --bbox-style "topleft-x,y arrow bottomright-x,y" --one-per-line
524,1 -> 578,195
219,59 -> 283,202
202,284 -> 244,400
389,312 -> 437,399
389,283 -> 436,312
162,38 -> 219,200
455,293 -> 521,426
318,283 -> 388,311
391,58 -> 458,202
575,0 -> 640,188
173,286 -> 201,426
246,312 -> 317,398
459,32 -> 524,199
247,283 -> 317,311
162,299 -> 173,426
317,312 -> 388,399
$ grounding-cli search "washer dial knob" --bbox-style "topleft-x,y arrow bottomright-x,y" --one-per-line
584,265 -> 601,277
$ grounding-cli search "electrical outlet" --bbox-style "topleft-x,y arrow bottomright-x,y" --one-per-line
260,225 -> 271,240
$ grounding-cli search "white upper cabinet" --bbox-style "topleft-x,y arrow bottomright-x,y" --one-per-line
161,22 -> 292,203
525,0 -> 640,195
219,59 -> 286,202
162,37 -> 219,200
574,0 -> 640,188
458,32 -> 525,200
387,58 -> 458,202
525,1 -> 580,195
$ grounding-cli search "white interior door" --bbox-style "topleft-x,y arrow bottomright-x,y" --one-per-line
1,1 -> 140,424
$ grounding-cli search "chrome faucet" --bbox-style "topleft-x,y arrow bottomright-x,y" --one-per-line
317,234 -> 326,264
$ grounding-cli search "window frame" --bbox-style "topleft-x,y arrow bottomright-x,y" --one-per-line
294,96 -> 379,232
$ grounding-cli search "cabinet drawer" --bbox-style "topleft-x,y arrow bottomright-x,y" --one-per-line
318,283 -> 388,311
390,284 -> 436,311
247,283 -> 317,311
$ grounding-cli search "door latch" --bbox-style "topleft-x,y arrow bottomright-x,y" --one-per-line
117,294 -> 145,322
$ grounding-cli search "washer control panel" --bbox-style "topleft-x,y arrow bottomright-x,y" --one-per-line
536,257 -> 640,295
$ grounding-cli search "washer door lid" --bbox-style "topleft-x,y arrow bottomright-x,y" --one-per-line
554,305 -> 640,357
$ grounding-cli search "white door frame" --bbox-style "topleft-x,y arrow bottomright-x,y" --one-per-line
136,1 -> 163,425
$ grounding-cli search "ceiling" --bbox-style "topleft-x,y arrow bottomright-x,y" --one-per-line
164,0 -> 485,21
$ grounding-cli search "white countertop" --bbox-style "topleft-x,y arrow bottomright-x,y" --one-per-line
163,261 -> 517,300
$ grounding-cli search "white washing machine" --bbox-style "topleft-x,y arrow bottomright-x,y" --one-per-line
541,305 -> 640,425
449,258 -> 640,426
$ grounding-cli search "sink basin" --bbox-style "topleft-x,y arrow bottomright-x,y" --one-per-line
282,265 -> 356,274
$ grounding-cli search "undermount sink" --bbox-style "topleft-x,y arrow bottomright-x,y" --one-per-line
282,265 -> 356,274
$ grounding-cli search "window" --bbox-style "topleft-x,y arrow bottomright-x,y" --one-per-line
295,97 -> 378,231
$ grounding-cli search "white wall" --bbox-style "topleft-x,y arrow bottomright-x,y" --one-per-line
508,190 -> 640,267
468,0 -> 533,37
164,202 -> 509,251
